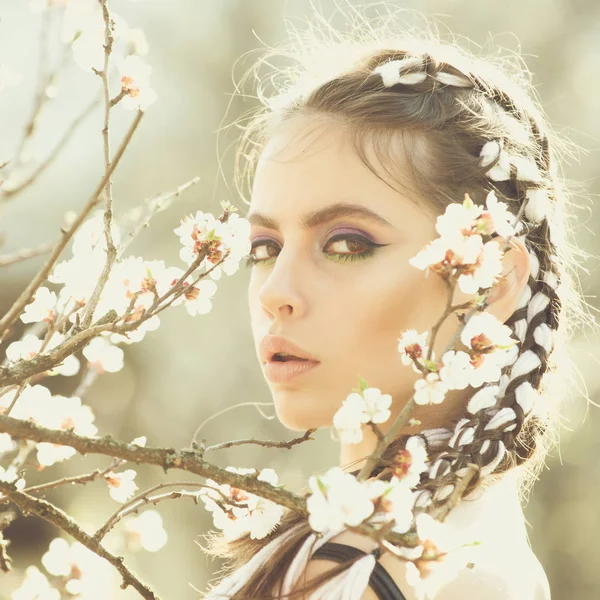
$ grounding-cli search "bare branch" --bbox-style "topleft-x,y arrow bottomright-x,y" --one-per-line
79,0 -> 118,331
0,110 -> 144,344
204,428 -> 316,453
1,16 -> 75,195
118,176 -> 201,257
0,414 -> 307,515
93,481 -> 228,542
2,95 -> 101,200
0,482 -> 159,599
0,242 -> 54,267
19,458 -> 123,497
190,401 -> 276,448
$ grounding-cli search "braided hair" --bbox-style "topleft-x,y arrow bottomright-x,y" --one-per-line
201,17 -> 591,600
360,50 -> 564,508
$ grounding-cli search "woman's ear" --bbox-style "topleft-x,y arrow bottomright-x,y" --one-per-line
485,236 -> 531,325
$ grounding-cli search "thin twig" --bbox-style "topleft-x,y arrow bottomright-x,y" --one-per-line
0,110 -> 144,344
20,458 -> 123,496
190,402 -> 276,448
118,176 -> 201,257
204,429 -> 316,453
93,481 -> 239,542
2,95 -> 101,200
1,14 -> 75,194
79,0 -> 118,330
0,242 -> 54,267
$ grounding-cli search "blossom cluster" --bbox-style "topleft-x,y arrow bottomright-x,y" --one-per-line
199,467 -> 286,540
305,456 -> 480,600
10,507 -> 168,600
6,205 -> 251,384
27,0 -> 156,110
332,381 -> 392,444
398,191 -> 520,406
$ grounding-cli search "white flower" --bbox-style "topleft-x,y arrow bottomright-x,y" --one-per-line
438,350 -> 474,391
0,433 -> 16,454
45,332 -> 81,377
20,287 -> 57,324
391,436 -> 429,489
124,510 -> 168,552
0,384 -> 52,422
405,514 -> 482,600
60,0 -> 97,43
461,312 -> 518,387
6,332 -> 78,379
125,27 -> 149,57
11,565 -> 60,600
73,213 -> 122,257
174,211 -> 251,280
117,55 -> 157,111
409,233 -> 482,275
41,538 -> 74,577
83,337 -> 124,373
397,329 -> 430,372
413,373 -> 448,406
0,465 -> 25,489
435,197 -> 482,238
6,334 -> 42,362
69,7 -> 131,73
482,190 -> 516,237
180,278 -> 219,316
306,467 -> 375,533
457,240 -> 504,295
332,387 -> 392,444
41,537 -> 117,598
332,397 -> 365,444
382,477 -> 417,534
72,25 -> 105,73
34,395 -> 97,467
408,236 -> 448,272
361,387 -> 392,424
131,436 -> 147,447
36,443 -> 77,467
105,469 -> 138,503
200,467 -> 285,540
51,253 -> 104,306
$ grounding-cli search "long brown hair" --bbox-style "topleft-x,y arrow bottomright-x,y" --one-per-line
200,5 -> 593,598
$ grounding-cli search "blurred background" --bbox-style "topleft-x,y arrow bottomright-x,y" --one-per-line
0,0 -> 599,598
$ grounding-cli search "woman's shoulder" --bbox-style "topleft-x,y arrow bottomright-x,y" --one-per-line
300,529 -> 551,600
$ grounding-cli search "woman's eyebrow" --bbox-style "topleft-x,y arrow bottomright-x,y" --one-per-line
246,202 -> 395,232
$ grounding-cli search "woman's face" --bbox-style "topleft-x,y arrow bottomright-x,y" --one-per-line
246,116 -> 472,432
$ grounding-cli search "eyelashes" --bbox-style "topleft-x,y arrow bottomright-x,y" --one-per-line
244,233 -> 387,268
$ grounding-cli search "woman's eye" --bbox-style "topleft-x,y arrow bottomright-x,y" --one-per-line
244,234 -> 383,268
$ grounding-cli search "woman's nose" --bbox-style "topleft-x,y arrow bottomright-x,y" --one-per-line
256,249 -> 309,319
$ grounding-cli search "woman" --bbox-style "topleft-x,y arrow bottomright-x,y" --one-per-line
201,10 -> 589,600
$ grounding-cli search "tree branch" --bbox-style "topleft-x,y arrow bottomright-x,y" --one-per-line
204,428 -> 316,453
0,110 -> 144,344
0,481 -> 158,599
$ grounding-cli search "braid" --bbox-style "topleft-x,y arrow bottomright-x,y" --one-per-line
367,52 -> 563,508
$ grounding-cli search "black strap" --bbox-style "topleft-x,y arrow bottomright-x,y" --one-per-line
312,542 -> 408,600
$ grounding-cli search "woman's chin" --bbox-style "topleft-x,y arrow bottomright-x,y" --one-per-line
274,401 -> 331,432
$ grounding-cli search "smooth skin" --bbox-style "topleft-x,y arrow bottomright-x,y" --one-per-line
246,115 -> 548,599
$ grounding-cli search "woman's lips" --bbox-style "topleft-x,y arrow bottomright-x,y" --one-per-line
263,359 -> 320,383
